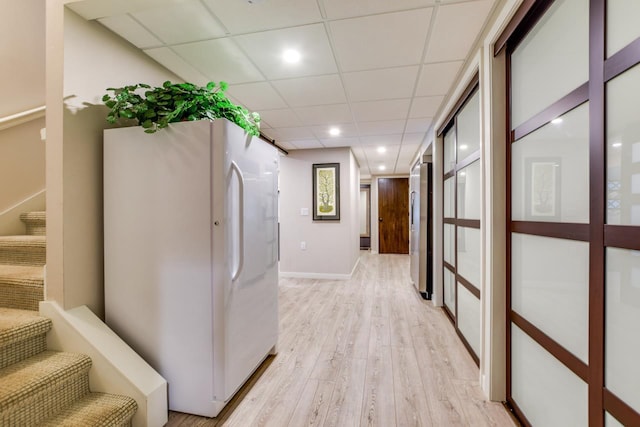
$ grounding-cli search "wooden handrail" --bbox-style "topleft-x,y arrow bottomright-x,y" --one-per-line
0,105 -> 46,132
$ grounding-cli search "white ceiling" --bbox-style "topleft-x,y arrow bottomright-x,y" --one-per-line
68,0 -> 496,177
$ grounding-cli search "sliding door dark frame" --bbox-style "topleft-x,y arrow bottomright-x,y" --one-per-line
501,0 -> 640,426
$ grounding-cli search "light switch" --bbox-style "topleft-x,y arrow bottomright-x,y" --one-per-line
300,208 -> 309,216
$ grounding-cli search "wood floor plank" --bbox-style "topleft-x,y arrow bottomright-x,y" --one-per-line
167,253 -> 515,427
323,357 -> 367,427
360,344 -> 396,427
451,379 -> 516,427
390,345 -> 434,426
287,380 -> 334,427
310,351 -> 344,381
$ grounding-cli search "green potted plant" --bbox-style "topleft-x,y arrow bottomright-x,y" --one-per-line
102,80 -> 260,135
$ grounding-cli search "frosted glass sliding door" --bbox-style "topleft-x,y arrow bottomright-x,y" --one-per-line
439,80 -> 481,363
505,0 -> 640,425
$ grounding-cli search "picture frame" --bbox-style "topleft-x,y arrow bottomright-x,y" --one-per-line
313,163 -> 340,221
525,157 -> 561,220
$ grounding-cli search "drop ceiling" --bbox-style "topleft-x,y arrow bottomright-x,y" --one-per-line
68,0 -> 496,177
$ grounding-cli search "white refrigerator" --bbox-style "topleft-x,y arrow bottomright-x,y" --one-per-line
103,119 -> 279,417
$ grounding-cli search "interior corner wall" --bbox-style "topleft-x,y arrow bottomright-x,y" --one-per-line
0,0 -> 45,118
279,148 -> 359,278
46,6 -> 180,318
0,118 -> 46,214
0,0 -> 46,215
350,151 -> 361,262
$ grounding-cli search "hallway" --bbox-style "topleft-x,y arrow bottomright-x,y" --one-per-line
168,253 -> 515,426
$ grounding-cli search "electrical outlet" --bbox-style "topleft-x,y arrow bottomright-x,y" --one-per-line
300,241 -> 306,250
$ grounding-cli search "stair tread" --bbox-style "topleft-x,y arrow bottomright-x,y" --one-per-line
0,308 -> 51,348
0,351 -> 92,411
0,236 -> 46,246
19,212 -> 46,223
0,265 -> 44,286
38,392 -> 137,427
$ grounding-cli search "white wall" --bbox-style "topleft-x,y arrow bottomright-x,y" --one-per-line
0,0 -> 45,118
0,119 -> 45,214
279,148 -> 360,278
46,4 -> 180,317
0,0 -> 46,217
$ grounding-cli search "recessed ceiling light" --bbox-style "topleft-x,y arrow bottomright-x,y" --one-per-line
282,49 -> 301,64
459,144 -> 468,150
329,127 -> 340,136
377,147 -> 386,153
378,165 -> 386,171
460,171 -> 466,176
612,142 -> 622,148
551,118 -> 563,124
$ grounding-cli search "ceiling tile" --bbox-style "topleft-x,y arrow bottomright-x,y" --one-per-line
66,0 -> 178,20
143,47 -> 209,85
351,99 -> 411,122
271,75 -> 347,107
402,133 -> 426,145
364,144 -> 400,161
268,126 -> 314,141
323,0 -> 436,20
203,0 -> 322,34
320,137 -> 360,148
277,141 -> 298,150
311,123 -> 359,138
291,139 -> 325,149
397,143 -> 421,171
410,96 -> 444,118
98,14 -> 162,49
295,104 -> 353,126
405,118 -> 433,133
329,8 -> 433,72
424,0 -> 494,63
360,134 -> 403,146
258,109 -> 303,128
227,82 -> 287,111
172,38 -> 264,84
357,120 -> 406,136
131,1 -> 226,45
234,24 -> 337,80
342,66 -> 419,102
416,60 -> 464,96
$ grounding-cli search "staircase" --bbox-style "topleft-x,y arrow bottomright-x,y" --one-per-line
0,211 -> 138,426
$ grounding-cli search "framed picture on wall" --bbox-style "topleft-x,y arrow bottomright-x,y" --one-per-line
525,157 -> 561,220
313,163 -> 340,221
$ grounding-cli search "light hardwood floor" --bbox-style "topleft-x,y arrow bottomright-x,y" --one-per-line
167,253 -> 516,426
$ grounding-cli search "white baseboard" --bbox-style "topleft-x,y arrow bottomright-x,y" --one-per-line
279,271 -> 351,280
280,255 -> 361,280
0,190 -> 45,235
39,301 -> 168,427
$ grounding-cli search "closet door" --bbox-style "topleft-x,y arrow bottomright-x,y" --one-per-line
504,0 -> 640,424
440,83 -> 481,364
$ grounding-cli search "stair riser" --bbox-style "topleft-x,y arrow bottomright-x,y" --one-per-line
24,224 -> 46,236
0,334 -> 46,370
1,372 -> 90,425
0,283 -> 43,311
0,247 -> 45,267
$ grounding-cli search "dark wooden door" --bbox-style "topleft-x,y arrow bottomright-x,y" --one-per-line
378,178 -> 409,254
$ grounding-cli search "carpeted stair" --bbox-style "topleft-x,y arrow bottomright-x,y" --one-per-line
0,211 -> 137,426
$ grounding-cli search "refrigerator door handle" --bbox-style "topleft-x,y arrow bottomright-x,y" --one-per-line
230,161 -> 245,282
